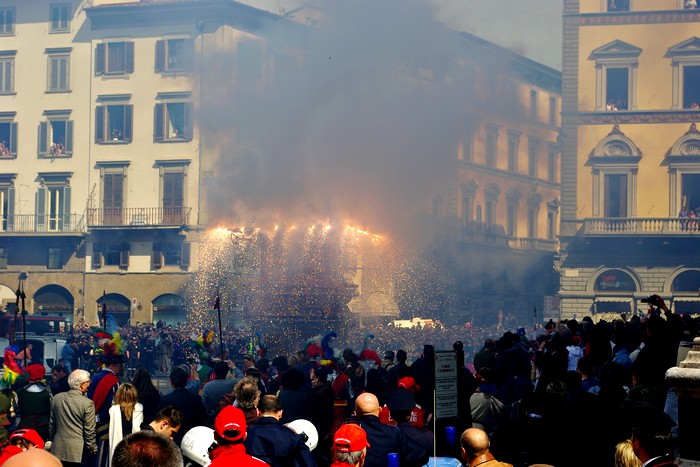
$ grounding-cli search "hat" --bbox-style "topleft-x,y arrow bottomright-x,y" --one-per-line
333,424 -> 370,453
386,388 -> 416,412
214,406 -> 247,442
398,376 -> 420,393
25,364 -> 45,382
103,353 -> 124,365
383,350 -> 395,360
10,429 -> 44,449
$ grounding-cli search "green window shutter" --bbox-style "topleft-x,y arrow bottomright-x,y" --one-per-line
180,242 -> 191,268
95,106 -> 105,142
65,120 -> 73,154
95,43 -> 106,75
154,103 -> 164,142
155,40 -> 165,72
124,105 -> 133,141
120,243 -> 130,268
38,121 -> 48,155
152,243 -> 163,269
6,186 -> 14,231
60,186 -> 71,231
183,102 -> 193,139
9,122 -> 16,155
36,186 -> 46,231
92,243 -> 103,269
125,42 -> 134,74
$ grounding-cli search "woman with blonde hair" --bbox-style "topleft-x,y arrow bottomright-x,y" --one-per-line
615,439 -> 642,467
107,383 -> 143,466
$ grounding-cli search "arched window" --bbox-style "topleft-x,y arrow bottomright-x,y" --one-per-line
672,270 -> 700,292
594,269 -> 637,292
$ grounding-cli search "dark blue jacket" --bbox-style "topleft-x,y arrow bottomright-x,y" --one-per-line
158,387 -> 205,447
244,416 -> 316,467
357,415 -> 428,467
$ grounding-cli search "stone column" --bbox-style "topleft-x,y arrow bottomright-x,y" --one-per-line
666,337 -> 700,466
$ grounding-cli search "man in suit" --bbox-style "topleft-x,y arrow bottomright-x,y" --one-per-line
629,401 -> 678,466
157,365 -> 206,447
50,369 -> 97,467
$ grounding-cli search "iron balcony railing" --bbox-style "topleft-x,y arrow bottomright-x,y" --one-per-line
87,207 -> 191,227
583,217 -> 700,235
0,213 -> 86,233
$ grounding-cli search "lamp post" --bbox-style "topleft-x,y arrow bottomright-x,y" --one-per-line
14,272 -> 27,366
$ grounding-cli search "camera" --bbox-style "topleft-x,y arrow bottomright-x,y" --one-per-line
641,296 -> 659,306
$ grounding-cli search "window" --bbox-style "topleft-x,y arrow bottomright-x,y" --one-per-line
507,131 -> 520,172
154,100 -> 193,142
153,241 -> 190,268
548,144 -> 558,182
607,0 -> 630,11
48,247 -> 62,269
95,102 -> 133,143
0,9 -> 15,35
549,96 -> 557,126
486,125 -> 498,168
0,247 -> 7,269
506,189 -> 521,237
484,183 -> 501,229
157,161 -> 189,225
39,114 -> 73,157
0,119 -> 18,158
49,4 -> 71,33
461,180 -> 477,228
0,177 -> 15,232
528,137 -> 540,177
47,50 -> 70,92
589,40 -> 640,111
682,65 -> 700,108
0,52 -> 15,94
528,208 -> 538,237
530,89 -> 538,119
36,176 -> 72,232
546,199 -> 559,241
155,38 -> 192,73
101,169 -> 125,226
663,123 -> 700,215
95,41 -> 134,75
103,243 -> 129,268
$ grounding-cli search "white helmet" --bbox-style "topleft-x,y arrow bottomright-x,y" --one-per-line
181,426 -> 215,467
284,419 -> 319,451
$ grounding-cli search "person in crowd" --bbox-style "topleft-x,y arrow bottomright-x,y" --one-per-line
50,369 -> 97,467
202,361 -> 239,427
111,431 -> 183,467
386,349 -> 410,391
132,368 -> 161,425
108,383 -> 144,466
628,402 -> 678,467
278,369 -> 309,424
125,337 -> 140,379
615,439 -> 641,467
0,429 -> 44,466
473,339 -> 497,375
384,387 -> 433,456
88,353 -> 124,467
49,364 -> 69,396
331,423 -> 369,467
216,376 -> 261,425
0,387 -> 13,443
158,332 -> 174,376
140,405 -> 182,439
354,393 -> 427,467
460,428 -> 512,467
307,365 -> 334,455
141,333 -> 156,374
61,338 -> 77,373
3,449 -> 62,467
157,365 -> 205,447
16,344 -> 33,367
244,394 -> 316,467
208,405 -> 269,467
16,363 -> 52,442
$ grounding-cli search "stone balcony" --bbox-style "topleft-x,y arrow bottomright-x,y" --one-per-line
582,217 -> 700,236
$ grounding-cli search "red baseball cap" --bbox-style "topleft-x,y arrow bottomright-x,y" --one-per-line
333,424 -> 370,453
10,429 -> 44,449
398,376 -> 420,393
214,406 -> 246,442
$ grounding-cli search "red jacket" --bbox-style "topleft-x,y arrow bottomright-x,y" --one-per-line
0,445 -> 23,466
209,443 -> 270,467
379,404 -> 427,428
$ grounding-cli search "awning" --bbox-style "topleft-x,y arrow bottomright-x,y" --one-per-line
595,297 -> 632,302
672,296 -> 700,302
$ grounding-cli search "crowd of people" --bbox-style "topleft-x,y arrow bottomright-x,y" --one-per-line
0,293 -> 692,467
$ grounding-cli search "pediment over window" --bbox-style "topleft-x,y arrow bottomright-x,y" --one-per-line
462,179 -> 479,194
589,125 -> 642,163
666,123 -> 700,157
665,37 -> 700,59
484,183 -> 501,199
589,40 -> 642,61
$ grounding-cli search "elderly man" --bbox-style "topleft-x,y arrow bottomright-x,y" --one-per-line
112,431 -> 183,467
4,449 -> 62,467
331,423 -> 369,467
460,428 -> 512,467
50,369 -> 97,467
354,393 -> 427,467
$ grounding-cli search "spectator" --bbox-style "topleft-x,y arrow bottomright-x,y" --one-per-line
50,369 -> 97,467
278,369 -> 309,424
244,394 -> 316,467
16,344 -> 33,367
125,337 -> 140,379
108,383 -> 144,466
132,368 -> 161,425
331,423 -> 369,467
615,439 -> 641,467
0,429 -> 44,466
157,366 -> 205,447
460,428 -> 512,467
3,449 -> 61,467
111,431 -> 183,467
385,388 -> 433,456
209,405 -> 268,467
49,364 -> 69,396
628,402 -> 677,467
216,377 -> 260,426
61,339 -> 77,373
202,361 -> 239,427
140,406 -> 182,439
87,353 -> 124,467
16,363 -> 52,442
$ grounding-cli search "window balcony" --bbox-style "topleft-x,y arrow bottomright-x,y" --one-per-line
87,206 -> 191,228
583,217 -> 700,235
508,237 -> 559,252
0,213 -> 85,234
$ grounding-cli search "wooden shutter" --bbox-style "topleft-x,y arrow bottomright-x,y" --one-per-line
120,243 -> 130,268
38,121 -> 48,155
65,120 -> 73,154
180,242 -> 191,268
36,186 -> 46,231
95,43 -> 106,75
152,243 -> 163,269
154,103 -> 164,142
95,106 -> 105,142
92,243 -> 103,269
6,186 -> 14,232
183,102 -> 193,139
123,105 -> 133,141
60,186 -> 71,231
155,40 -> 165,72
9,122 -> 16,156
125,42 -> 134,73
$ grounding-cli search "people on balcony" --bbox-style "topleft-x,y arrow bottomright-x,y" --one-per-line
686,0 -> 697,9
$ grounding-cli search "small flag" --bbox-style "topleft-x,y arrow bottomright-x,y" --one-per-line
214,295 -> 220,310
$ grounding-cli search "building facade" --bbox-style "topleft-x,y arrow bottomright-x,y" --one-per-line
559,0 -> 700,320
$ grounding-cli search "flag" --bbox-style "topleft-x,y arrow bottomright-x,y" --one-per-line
532,306 -> 537,332
214,295 -> 220,310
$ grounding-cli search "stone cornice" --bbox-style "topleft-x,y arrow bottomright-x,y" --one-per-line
565,10 -> 700,26
563,110 -> 700,124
